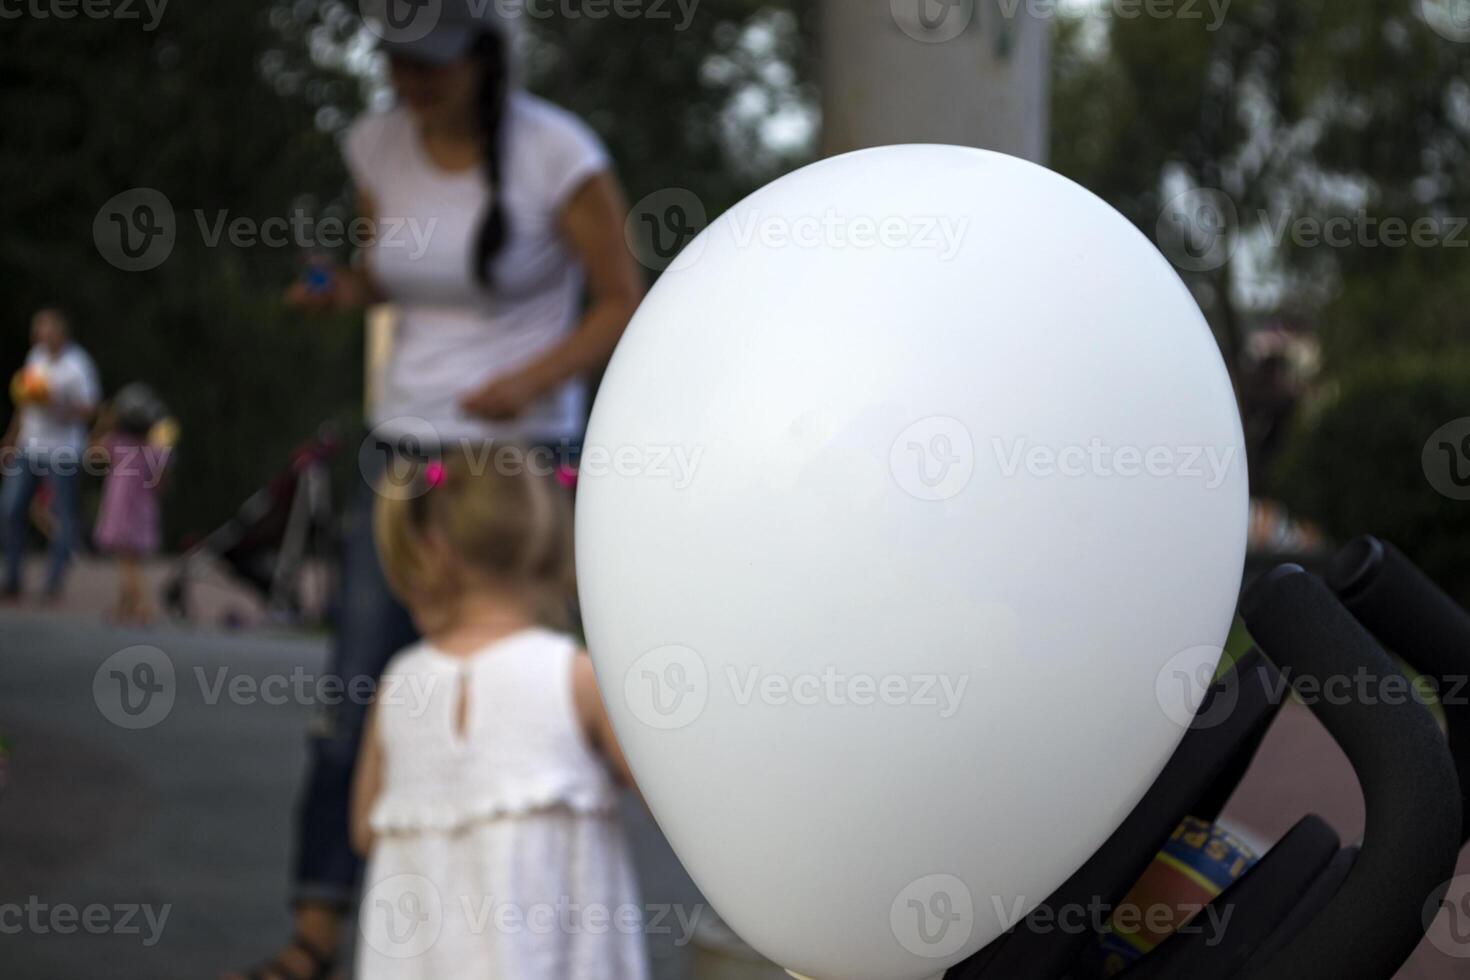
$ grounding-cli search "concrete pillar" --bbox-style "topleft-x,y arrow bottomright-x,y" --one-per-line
820,0 -> 1052,163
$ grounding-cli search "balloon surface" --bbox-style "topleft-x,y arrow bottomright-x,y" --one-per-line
577,145 -> 1248,980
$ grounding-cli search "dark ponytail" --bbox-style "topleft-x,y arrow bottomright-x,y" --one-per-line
472,30 -> 512,288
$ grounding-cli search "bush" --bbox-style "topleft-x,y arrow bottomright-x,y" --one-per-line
1272,355 -> 1470,604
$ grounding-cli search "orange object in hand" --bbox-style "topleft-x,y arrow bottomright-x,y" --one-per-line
10,367 -> 50,406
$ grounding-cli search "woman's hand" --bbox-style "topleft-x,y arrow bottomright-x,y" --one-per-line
459,371 -> 542,422
288,190 -> 380,315
284,265 -> 373,314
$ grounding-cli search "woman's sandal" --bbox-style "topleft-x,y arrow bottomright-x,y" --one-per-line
242,934 -> 338,980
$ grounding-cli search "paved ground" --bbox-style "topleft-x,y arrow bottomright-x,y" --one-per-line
1220,700 -> 1470,979
0,559 -> 711,980
3,558 -> 1467,978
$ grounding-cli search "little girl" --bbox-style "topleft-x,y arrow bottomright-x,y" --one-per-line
92,383 -> 175,624
351,448 -> 649,980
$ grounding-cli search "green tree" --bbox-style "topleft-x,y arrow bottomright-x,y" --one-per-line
0,0 -> 814,546
0,3 -> 366,542
1051,0 -> 1470,377
1050,1 -> 1470,587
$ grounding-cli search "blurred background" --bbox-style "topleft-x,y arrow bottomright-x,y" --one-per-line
3,0 -> 1469,594
2,0 -> 1469,977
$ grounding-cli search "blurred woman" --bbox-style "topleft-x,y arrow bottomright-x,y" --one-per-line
231,4 -> 643,977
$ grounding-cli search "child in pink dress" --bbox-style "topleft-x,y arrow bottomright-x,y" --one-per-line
92,383 -> 174,623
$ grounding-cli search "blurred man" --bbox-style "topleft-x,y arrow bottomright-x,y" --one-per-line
1,307 -> 100,601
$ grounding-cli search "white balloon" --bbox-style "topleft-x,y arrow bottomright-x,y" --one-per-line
577,145 -> 1247,980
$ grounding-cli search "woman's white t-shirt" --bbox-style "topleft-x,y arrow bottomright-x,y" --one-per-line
343,93 -> 610,444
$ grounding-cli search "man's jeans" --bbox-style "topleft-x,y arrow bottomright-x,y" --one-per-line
291,436 -> 579,908
2,450 -> 81,596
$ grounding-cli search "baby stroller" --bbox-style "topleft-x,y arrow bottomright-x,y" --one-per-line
946,536 -> 1470,980
163,425 -> 340,626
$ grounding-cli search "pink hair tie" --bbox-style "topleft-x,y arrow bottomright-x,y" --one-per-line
556,464 -> 579,490
424,461 -> 448,489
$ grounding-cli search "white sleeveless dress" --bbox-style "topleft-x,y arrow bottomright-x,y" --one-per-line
357,628 -> 650,980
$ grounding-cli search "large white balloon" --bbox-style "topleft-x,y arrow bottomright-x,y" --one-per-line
577,146 -> 1247,980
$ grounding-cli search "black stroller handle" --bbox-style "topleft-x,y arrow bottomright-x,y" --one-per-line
1238,565 -> 1461,980
1329,535 -> 1470,842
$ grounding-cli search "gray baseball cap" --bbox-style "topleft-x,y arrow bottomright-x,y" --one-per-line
362,0 -> 518,65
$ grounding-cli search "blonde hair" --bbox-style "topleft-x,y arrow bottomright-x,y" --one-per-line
374,444 -> 575,628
